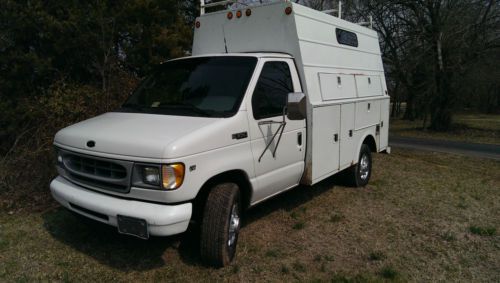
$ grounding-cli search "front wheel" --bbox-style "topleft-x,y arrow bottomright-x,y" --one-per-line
200,183 -> 241,267
346,144 -> 372,187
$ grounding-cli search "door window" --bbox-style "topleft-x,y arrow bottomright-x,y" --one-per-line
252,61 -> 293,120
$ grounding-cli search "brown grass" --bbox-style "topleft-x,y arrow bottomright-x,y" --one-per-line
0,149 -> 499,282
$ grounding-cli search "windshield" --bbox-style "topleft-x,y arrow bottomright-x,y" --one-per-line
118,56 -> 257,118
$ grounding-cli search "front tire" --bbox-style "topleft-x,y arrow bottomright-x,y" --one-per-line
346,144 -> 372,187
200,183 -> 241,267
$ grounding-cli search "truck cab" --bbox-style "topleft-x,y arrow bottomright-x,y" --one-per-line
50,1 -> 389,267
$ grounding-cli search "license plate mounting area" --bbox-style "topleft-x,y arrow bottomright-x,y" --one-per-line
117,215 -> 149,240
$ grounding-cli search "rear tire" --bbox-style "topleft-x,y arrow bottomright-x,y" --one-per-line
200,183 -> 241,267
346,144 -> 372,187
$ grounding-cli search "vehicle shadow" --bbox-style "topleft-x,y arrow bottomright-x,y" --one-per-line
244,173 -> 344,224
42,208 -> 203,271
42,174 -> 345,270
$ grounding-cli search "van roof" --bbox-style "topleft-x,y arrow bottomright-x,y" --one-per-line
191,52 -> 293,58
169,53 -> 293,62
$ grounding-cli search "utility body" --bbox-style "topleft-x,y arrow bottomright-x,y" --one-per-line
50,1 -> 390,266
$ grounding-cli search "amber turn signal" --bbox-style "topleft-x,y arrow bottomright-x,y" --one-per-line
246,9 -> 252,17
236,10 -> 242,18
162,163 -> 185,190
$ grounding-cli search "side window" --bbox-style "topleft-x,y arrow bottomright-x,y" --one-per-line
336,28 -> 358,47
252,61 -> 293,120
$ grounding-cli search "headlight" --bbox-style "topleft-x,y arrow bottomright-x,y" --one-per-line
142,167 -> 160,186
162,163 -> 185,190
132,163 -> 184,190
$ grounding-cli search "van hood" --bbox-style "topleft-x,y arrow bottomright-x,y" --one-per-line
54,112 -> 219,159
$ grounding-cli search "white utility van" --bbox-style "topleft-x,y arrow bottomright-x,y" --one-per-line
50,0 -> 390,267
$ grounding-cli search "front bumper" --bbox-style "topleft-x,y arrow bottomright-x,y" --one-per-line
50,176 -> 192,236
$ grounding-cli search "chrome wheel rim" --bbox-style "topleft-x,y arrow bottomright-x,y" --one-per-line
359,154 -> 370,180
228,203 -> 240,248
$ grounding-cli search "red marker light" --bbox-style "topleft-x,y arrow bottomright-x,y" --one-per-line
285,6 -> 292,15
195,21 -> 201,28
236,10 -> 242,18
227,12 -> 233,20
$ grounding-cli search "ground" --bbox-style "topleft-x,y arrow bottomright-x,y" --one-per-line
1,148 -> 499,282
390,113 -> 500,145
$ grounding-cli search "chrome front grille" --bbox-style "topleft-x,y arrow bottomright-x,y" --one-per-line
59,149 -> 133,193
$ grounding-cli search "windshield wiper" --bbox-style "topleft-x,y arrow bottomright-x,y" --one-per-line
158,103 -> 214,117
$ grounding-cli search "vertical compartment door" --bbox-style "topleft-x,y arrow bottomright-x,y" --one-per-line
379,99 -> 390,150
340,103 -> 356,168
311,105 -> 341,182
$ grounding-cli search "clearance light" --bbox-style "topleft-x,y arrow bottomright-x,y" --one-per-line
195,21 -> 201,28
285,6 -> 293,15
246,9 -> 252,17
236,10 -> 242,18
227,11 -> 233,20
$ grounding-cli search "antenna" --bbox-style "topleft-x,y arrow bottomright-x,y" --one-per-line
321,1 -> 342,19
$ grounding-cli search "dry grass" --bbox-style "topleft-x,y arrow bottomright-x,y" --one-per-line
390,113 -> 500,145
1,149 -> 499,282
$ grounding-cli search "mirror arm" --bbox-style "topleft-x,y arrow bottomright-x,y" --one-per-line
257,107 -> 287,162
272,107 -> 287,158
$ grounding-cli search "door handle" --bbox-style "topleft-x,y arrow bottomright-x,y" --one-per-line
334,133 -> 338,143
349,130 -> 353,137
297,132 -> 302,146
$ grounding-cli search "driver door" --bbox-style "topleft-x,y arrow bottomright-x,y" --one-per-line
247,58 -> 306,203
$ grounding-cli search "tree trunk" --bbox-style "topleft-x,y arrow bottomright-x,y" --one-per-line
430,33 -> 453,131
391,81 -> 400,118
403,89 -> 415,121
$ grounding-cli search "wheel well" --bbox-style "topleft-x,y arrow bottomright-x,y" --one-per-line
363,135 -> 377,152
192,170 -> 252,222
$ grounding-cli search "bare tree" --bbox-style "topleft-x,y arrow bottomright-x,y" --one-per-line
345,0 -> 499,130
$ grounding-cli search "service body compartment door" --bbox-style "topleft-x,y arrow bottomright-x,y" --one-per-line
319,73 -> 357,100
311,105 -> 340,182
355,75 -> 383,98
340,103 -> 355,168
379,98 -> 390,150
355,100 -> 381,130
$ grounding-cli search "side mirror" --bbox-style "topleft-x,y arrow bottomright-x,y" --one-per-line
286,92 -> 306,120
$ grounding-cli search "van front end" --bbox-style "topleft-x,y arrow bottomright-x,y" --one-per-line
50,146 -> 193,239
50,176 -> 192,238
49,55 -> 260,241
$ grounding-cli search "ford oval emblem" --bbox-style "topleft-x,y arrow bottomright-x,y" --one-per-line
86,140 -> 96,148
